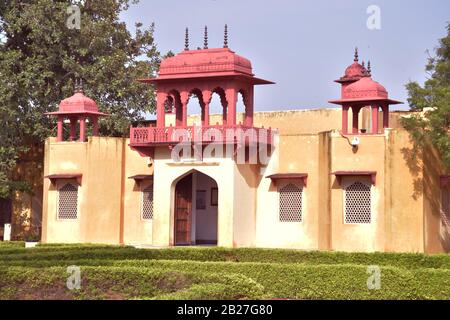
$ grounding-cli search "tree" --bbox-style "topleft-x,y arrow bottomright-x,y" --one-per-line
401,23 -> 450,170
0,0 -> 161,198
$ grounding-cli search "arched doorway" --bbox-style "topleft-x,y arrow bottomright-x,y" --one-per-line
174,171 -> 218,246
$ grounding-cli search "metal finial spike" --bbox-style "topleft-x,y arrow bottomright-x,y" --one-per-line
367,60 -> 371,76
362,60 -> 365,68
184,28 -> 189,51
223,24 -> 228,48
75,78 -> 83,93
354,47 -> 359,62
204,26 -> 208,49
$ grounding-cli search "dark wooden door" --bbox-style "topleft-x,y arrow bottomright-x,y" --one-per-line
175,175 -> 192,245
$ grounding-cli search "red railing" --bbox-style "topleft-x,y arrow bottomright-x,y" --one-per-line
130,124 -> 273,146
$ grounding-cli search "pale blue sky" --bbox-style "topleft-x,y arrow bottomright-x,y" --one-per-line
121,0 -> 449,112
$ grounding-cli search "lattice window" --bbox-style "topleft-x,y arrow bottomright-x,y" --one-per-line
279,183 -> 303,222
58,183 -> 78,220
344,181 -> 371,224
142,184 -> 154,220
442,189 -> 450,226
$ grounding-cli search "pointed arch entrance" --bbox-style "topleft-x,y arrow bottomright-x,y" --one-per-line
174,170 -> 218,246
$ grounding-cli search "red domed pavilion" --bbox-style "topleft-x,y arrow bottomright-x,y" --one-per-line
46,81 -> 107,142
130,26 -> 274,154
138,26 -> 273,129
330,49 -> 402,134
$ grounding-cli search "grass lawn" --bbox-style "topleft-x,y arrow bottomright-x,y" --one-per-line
0,242 -> 449,300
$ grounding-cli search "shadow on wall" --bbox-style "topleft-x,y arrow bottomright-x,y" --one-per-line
401,129 -> 450,251
400,145 -> 423,200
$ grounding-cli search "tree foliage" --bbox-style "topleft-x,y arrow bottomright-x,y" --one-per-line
401,23 -> 450,170
0,0 -> 160,198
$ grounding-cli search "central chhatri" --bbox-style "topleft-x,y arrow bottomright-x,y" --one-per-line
130,25 -> 275,154
137,25 -> 274,130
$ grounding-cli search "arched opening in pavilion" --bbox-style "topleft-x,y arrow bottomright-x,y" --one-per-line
173,170 -> 218,246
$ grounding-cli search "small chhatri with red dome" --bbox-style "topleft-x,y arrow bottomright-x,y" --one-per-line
330,48 -> 402,135
45,80 -> 108,142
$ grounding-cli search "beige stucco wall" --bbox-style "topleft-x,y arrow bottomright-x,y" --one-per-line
42,137 -> 151,245
41,109 -> 447,253
329,132 -> 386,252
256,133 -> 319,249
122,142 -> 154,245
384,129 -> 424,252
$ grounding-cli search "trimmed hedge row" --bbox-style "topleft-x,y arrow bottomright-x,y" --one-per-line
111,259 -> 450,299
0,241 -> 25,248
1,245 -> 449,299
1,244 -> 450,269
0,266 -> 265,300
1,261 -> 450,299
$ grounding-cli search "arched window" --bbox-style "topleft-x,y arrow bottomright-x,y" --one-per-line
344,181 -> 371,224
279,183 -> 303,222
142,184 -> 154,220
58,183 -> 78,220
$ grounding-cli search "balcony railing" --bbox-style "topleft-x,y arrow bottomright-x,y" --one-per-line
130,124 -> 274,146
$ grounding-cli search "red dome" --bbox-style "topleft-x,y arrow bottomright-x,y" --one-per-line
343,77 -> 388,100
158,48 -> 253,77
344,61 -> 368,79
46,90 -> 107,116
58,92 -> 100,114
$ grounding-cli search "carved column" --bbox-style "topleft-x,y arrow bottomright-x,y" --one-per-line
244,87 -> 254,127
371,105 -> 379,134
202,90 -> 212,126
175,97 -> 183,127
352,106 -> 360,134
342,105 -> 349,134
382,104 -> 389,130
57,116 -> 64,142
79,116 -> 86,142
225,88 -> 237,126
156,91 -> 167,128
180,91 -> 190,127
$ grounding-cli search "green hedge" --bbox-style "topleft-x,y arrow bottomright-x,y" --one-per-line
1,245 -> 450,270
0,241 -> 24,248
1,245 -> 449,299
0,266 -> 265,300
1,261 -> 449,299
